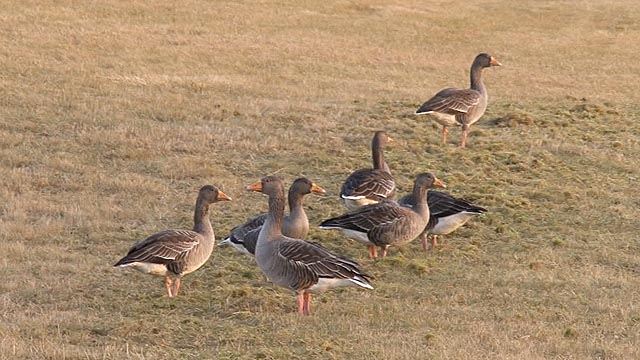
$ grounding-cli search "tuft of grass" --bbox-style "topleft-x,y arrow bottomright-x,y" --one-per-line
564,327 -> 578,339
490,112 -> 535,127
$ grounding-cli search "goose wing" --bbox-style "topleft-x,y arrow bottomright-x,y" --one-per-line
225,213 -> 267,255
114,229 -> 201,274
427,191 -> 487,218
276,238 -> 373,290
396,193 -> 416,208
416,88 -> 480,116
320,201 -> 412,236
340,169 -> 395,200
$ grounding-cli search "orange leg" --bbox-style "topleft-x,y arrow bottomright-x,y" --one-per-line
460,124 -> 469,148
303,292 -> 312,316
422,234 -> 430,254
442,126 -> 449,144
297,293 -> 305,315
165,277 -> 174,297
431,235 -> 439,248
172,277 -> 182,297
368,245 -> 378,259
381,245 -> 389,258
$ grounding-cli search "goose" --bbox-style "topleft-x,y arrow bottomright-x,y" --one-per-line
248,176 -> 373,316
340,131 -> 395,210
219,177 -> 326,256
415,53 -> 501,147
320,173 -> 446,258
114,185 -> 231,297
398,191 -> 487,253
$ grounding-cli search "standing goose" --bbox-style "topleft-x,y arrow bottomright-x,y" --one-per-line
340,131 -> 396,210
415,53 -> 501,147
320,173 -> 446,258
248,176 -> 373,316
114,185 -> 231,297
398,191 -> 487,254
219,177 -> 326,256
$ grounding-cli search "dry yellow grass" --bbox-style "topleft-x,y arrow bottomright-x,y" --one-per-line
1,0 -> 640,359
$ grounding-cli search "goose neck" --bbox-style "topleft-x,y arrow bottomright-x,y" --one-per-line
411,186 -> 429,215
264,190 -> 285,237
470,63 -> 487,93
372,141 -> 388,173
287,189 -> 304,213
193,198 -> 213,237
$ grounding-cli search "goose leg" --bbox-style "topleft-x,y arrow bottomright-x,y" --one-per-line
303,292 -> 312,316
431,235 -> 439,249
368,245 -> 378,259
381,245 -> 390,258
297,293 -> 305,315
165,277 -> 174,297
171,277 -> 182,297
460,124 -> 469,148
421,233 -> 430,254
442,126 -> 449,144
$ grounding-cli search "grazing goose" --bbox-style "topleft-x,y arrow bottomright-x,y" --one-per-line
114,185 -> 231,297
398,191 -> 487,253
248,176 -> 373,316
219,177 -> 326,256
415,53 -> 501,147
340,131 -> 395,210
320,173 -> 446,258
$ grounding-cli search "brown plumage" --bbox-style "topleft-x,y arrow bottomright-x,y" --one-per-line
415,53 -> 501,147
114,185 -> 231,297
340,131 -> 396,210
320,173 -> 446,258
248,176 -> 373,316
398,190 -> 487,254
220,177 -> 326,256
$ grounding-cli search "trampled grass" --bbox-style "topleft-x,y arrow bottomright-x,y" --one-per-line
1,1 -> 639,359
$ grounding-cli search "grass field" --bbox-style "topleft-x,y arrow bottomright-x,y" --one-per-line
1,0 -> 640,359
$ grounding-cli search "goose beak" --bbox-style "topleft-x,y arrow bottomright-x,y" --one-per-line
433,177 -> 447,188
490,57 -> 502,67
311,183 -> 326,195
216,190 -> 232,201
245,181 -> 263,192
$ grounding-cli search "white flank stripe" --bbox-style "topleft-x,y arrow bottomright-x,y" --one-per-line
351,277 -> 374,290
341,195 -> 366,200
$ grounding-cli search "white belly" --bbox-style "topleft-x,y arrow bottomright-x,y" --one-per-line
307,278 -> 359,293
431,213 -> 477,235
424,112 -> 459,127
120,262 -> 169,277
339,229 -> 373,245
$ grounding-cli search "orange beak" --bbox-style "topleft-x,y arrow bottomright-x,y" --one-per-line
433,177 -> 447,188
216,190 -> 232,201
490,57 -> 502,66
245,181 -> 263,192
311,183 -> 326,195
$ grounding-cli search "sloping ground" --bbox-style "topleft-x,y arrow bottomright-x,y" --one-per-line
2,98 -> 638,359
